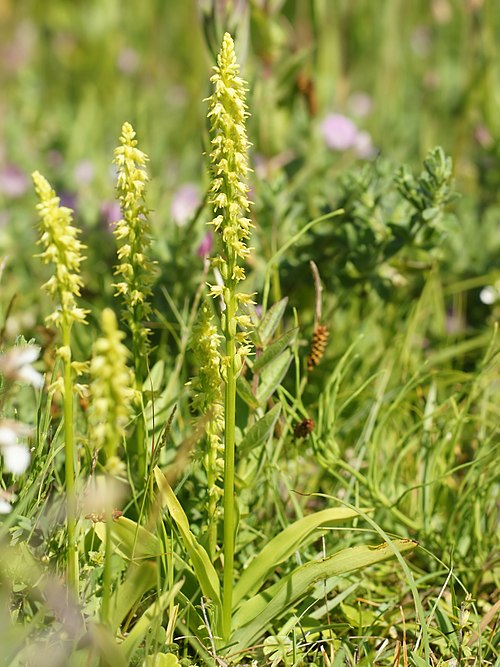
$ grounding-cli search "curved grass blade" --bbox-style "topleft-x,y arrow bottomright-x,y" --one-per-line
154,467 -> 222,612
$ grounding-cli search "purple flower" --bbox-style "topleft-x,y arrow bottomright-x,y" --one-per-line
0,164 -> 29,198
171,183 -> 201,227
321,114 -> 358,151
196,231 -> 213,258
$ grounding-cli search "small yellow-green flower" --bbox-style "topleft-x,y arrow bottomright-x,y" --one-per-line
32,171 -> 88,328
113,122 -> 156,363
89,308 -> 134,460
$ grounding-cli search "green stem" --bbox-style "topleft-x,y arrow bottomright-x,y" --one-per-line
132,320 -> 147,487
222,287 -> 237,642
62,322 -> 78,598
207,432 -> 219,561
101,500 -> 112,626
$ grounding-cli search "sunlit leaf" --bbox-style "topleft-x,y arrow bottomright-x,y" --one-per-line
94,517 -> 163,561
231,540 -> 417,651
154,467 -> 222,613
233,507 -> 366,606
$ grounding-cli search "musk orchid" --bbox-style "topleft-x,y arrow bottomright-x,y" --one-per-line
206,31 -> 254,641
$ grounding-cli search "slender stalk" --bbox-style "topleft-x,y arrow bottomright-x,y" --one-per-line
207,445 -> 219,561
62,322 -> 78,598
133,351 -> 146,485
101,502 -> 112,625
222,288 -> 237,640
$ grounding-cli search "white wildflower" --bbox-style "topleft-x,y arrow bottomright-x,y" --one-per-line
0,344 -> 44,388
0,498 -> 12,514
479,283 -> 500,305
2,443 -> 31,475
0,424 -> 17,448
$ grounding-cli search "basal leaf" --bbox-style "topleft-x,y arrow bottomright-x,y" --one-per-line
87,623 -> 128,667
231,540 -> 417,652
145,359 -> 165,394
233,507 -> 365,606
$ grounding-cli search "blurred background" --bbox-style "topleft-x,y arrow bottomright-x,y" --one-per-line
0,0 -> 499,338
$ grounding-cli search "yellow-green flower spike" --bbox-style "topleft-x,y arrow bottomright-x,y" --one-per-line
189,299 -> 225,557
205,31 -> 255,642
33,169 -> 88,596
89,308 -> 134,460
190,301 -> 224,419
207,32 -> 254,367
113,122 -> 156,366
32,171 -> 88,328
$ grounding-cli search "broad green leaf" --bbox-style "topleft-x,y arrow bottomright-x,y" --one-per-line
94,517 -> 163,561
231,540 -> 417,651
238,404 -> 281,454
253,328 -> 298,373
154,467 -> 221,611
409,654 -> 430,667
258,297 -> 288,345
256,350 -> 292,405
236,374 -> 259,409
233,507 -> 365,606
110,562 -> 157,631
122,584 -> 182,660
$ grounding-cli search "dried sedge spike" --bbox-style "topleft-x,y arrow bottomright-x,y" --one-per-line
294,418 -> 315,439
307,324 -> 329,372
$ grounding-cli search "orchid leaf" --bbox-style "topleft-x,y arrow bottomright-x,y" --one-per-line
231,540 -> 417,652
